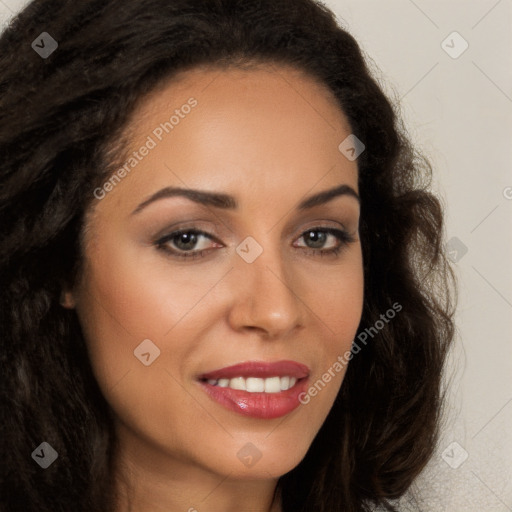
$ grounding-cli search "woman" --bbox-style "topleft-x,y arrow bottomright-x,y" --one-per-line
0,0 -> 456,511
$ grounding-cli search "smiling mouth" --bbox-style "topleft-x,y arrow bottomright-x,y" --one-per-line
196,360 -> 310,419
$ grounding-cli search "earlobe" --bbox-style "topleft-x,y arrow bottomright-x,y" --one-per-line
60,290 -> 76,309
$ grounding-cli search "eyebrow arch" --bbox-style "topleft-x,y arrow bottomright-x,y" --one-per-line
130,183 -> 360,215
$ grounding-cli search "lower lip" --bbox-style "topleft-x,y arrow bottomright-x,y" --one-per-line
198,378 -> 309,419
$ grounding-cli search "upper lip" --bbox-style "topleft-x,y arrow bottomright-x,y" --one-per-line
198,360 -> 310,380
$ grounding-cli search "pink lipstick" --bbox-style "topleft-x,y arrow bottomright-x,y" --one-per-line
197,360 -> 310,419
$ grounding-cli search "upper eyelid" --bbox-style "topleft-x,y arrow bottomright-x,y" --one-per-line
158,222 -> 348,237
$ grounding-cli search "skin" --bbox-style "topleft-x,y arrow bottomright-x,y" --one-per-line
62,63 -> 364,512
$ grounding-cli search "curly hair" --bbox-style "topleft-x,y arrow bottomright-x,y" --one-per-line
0,0 -> 457,511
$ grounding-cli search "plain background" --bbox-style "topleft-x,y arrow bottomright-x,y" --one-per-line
1,0 -> 511,510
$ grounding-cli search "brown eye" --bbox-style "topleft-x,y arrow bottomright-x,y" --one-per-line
156,229 -> 219,260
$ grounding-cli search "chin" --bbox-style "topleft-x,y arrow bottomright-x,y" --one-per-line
209,437 -> 311,480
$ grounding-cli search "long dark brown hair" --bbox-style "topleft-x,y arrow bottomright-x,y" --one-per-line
0,1 -> 456,510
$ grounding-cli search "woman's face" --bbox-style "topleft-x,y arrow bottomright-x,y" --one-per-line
65,64 -> 363,485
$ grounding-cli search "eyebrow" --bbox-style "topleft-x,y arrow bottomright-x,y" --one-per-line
130,183 -> 360,215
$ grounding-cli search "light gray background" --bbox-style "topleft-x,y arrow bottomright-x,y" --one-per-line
2,0 -> 511,510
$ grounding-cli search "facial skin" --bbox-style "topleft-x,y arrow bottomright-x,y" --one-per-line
62,64 -> 364,512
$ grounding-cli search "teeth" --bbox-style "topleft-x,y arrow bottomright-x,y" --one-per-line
229,377 -> 246,390
246,377 -> 265,392
205,376 -> 299,392
264,376 -> 281,393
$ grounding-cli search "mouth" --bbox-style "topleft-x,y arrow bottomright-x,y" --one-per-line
197,360 -> 310,419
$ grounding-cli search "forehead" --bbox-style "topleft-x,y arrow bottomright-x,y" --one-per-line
129,62 -> 351,139
84,63 -> 358,234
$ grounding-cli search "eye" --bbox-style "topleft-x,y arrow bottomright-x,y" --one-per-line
294,227 -> 356,257
155,229 -> 219,260
155,226 -> 356,260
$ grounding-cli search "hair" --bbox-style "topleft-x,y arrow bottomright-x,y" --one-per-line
0,0 -> 457,511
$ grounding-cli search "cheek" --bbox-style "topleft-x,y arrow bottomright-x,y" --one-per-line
299,252 -> 364,404
72,240 -> 182,404
72,237 -> 237,431
73,251 -> 205,458
305,247 -> 364,345
79,231 -> 236,341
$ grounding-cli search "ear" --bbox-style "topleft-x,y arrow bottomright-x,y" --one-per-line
60,288 -> 76,309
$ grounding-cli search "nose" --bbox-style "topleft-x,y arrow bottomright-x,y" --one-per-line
227,243 -> 305,340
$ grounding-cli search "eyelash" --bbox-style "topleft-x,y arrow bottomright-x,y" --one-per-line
155,226 -> 356,261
